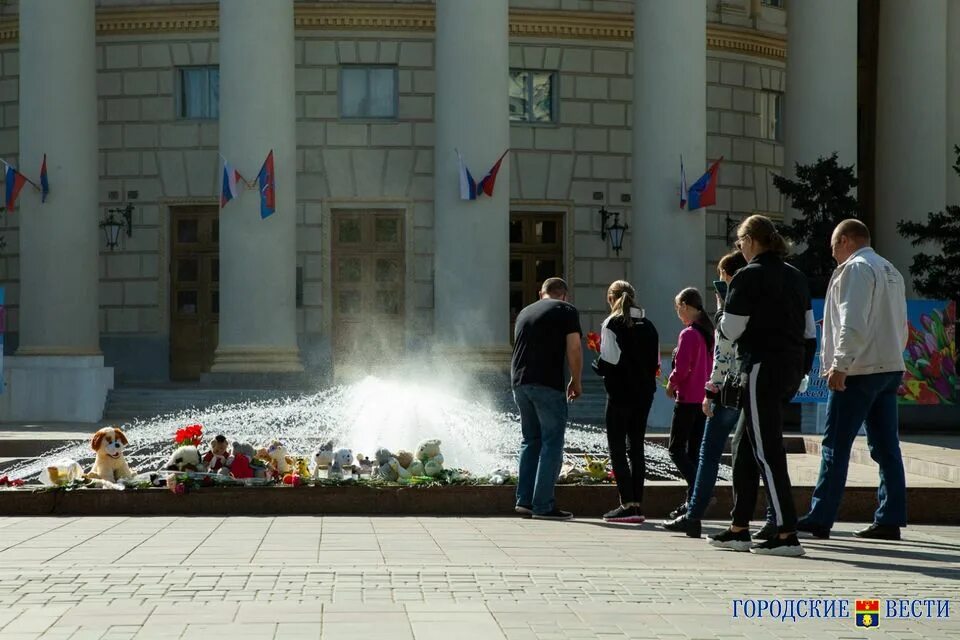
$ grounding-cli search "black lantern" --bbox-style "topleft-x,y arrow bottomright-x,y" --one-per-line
100,204 -> 133,251
599,206 -> 628,256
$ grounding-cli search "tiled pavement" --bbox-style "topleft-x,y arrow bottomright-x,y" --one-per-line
0,516 -> 956,639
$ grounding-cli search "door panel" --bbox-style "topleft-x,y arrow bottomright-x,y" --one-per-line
509,212 -> 565,340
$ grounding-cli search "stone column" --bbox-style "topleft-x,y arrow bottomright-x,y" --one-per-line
949,0 -> 960,203
875,0 -> 948,288
783,0 -> 858,221
632,1 -> 706,334
211,0 -> 302,375
3,0 -> 113,422
433,0 -> 511,366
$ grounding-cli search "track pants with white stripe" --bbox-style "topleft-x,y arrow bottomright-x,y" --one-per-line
731,359 -> 804,533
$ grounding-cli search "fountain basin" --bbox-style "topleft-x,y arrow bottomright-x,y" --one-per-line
2,484 -> 957,523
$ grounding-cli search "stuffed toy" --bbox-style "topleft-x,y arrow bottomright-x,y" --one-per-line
356,454 -> 373,476
39,459 -> 85,486
584,455 -> 609,481
333,448 -> 353,472
88,427 -> 135,482
314,441 -> 335,473
375,448 -> 411,481
202,434 -> 230,472
265,441 -> 295,478
396,450 -> 415,469
296,457 -> 311,479
226,441 -> 257,479
164,446 -> 204,472
416,439 -> 444,477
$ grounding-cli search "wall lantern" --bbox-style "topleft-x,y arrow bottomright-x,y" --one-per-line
599,206 -> 628,256
100,204 -> 134,251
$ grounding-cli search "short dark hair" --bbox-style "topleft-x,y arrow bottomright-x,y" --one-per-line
835,218 -> 871,243
718,250 -> 747,277
541,277 -> 568,296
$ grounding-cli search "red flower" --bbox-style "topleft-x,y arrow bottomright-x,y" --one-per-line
586,332 -> 601,353
174,424 -> 204,447
917,383 -> 940,405
174,483 -> 187,496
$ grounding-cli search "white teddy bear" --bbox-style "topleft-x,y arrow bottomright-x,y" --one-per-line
416,439 -> 444,477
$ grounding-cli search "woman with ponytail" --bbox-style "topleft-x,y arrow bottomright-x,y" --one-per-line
665,287 -> 714,519
592,280 -> 660,523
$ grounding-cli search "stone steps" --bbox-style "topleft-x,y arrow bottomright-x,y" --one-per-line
103,387 -> 305,420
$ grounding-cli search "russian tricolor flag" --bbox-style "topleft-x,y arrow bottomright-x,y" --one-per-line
478,150 -> 509,197
2,161 -> 27,211
457,149 -> 477,201
686,157 -> 722,211
40,154 -> 49,203
257,150 -> 276,219
220,156 -> 242,208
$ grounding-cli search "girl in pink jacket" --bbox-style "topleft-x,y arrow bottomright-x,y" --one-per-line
665,287 -> 714,518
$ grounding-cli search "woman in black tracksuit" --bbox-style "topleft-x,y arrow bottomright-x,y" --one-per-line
592,280 -> 660,523
708,215 -> 816,556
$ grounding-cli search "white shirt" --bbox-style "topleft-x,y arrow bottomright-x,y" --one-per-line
821,246 -> 908,375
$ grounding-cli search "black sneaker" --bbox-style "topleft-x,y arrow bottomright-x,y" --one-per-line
603,505 -> 645,524
753,522 -> 778,541
853,523 -> 901,540
668,502 -> 688,519
515,504 -> 533,517
661,515 -> 701,538
708,528 -> 752,551
796,518 -> 831,539
532,509 -> 574,521
750,533 -> 806,557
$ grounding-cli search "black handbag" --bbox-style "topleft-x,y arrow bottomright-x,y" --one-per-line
719,371 -> 746,410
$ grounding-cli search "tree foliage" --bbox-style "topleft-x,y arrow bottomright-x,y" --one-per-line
897,145 -> 960,305
772,153 -> 860,297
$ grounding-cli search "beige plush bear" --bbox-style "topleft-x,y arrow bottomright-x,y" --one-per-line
416,439 -> 444,477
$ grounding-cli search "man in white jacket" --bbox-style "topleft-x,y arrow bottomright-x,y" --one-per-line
798,219 -> 908,541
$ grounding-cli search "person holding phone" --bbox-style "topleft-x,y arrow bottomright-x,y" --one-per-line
662,251 -> 777,538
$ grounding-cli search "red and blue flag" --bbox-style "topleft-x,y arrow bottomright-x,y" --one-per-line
257,150 -> 275,219
457,149 -> 477,201
478,149 -> 509,197
2,161 -> 27,211
39,154 -> 49,203
220,156 -> 243,208
686,157 -> 722,211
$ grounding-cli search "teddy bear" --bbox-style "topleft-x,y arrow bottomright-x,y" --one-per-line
356,453 -> 373,476
264,440 -> 295,478
416,439 -> 444,477
394,449 -> 423,476
327,448 -> 354,480
202,434 -> 230,473
164,446 -> 204,472
224,441 -> 257,479
375,448 -> 410,482
313,441 -> 335,476
88,426 -> 135,483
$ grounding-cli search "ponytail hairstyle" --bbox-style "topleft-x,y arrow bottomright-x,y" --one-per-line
675,287 -> 715,349
608,280 -> 637,327
738,214 -> 789,256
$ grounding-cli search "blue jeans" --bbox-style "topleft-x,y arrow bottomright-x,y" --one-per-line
804,371 -> 907,528
687,402 -> 775,524
514,384 -> 568,514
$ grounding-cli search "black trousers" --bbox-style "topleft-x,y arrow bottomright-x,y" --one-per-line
669,402 -> 706,495
731,360 -> 803,532
605,392 -> 654,506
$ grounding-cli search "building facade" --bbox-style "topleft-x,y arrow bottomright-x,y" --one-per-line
0,0 -> 956,421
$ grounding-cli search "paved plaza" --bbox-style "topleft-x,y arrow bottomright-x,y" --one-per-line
0,515 -> 956,640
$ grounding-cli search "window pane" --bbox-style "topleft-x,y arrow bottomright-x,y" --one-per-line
536,220 -> 557,244
375,290 -> 400,315
773,94 -> 783,142
177,259 -> 199,282
211,218 -> 219,243
536,259 -> 557,283
179,68 -> 217,119
509,71 -> 529,122
375,258 -> 401,283
337,218 -> 361,243
177,290 -> 198,315
338,290 -> 361,315
509,219 -> 524,244
510,290 -> 524,321
211,290 -> 220,314
510,259 -> 523,283
177,219 -> 198,243
531,72 -> 554,123
367,68 -> 396,118
341,68 -> 367,118
209,68 -> 220,118
211,259 -> 219,282
374,217 -> 399,243
338,258 -> 362,283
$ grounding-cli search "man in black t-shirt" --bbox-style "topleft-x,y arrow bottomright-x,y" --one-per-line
511,277 -> 582,521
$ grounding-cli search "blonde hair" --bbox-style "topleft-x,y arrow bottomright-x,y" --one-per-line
608,280 -> 637,327
738,214 -> 789,256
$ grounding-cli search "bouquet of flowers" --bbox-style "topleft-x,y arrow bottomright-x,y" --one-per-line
175,423 -> 204,447
586,331 -> 601,353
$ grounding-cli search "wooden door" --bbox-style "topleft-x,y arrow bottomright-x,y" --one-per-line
331,210 -> 405,379
509,213 -> 565,340
170,206 -> 219,380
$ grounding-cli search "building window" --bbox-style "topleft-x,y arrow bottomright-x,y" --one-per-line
760,92 -> 783,142
340,66 -> 398,119
509,70 -> 557,124
177,67 -> 219,119
762,0 -> 783,7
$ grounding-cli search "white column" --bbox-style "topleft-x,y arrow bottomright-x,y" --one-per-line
212,0 -> 302,374
783,0 -> 858,221
632,1 -> 706,334
875,0 -> 948,289
2,0 -> 113,423
433,0 -> 511,363
949,0 -> 960,204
